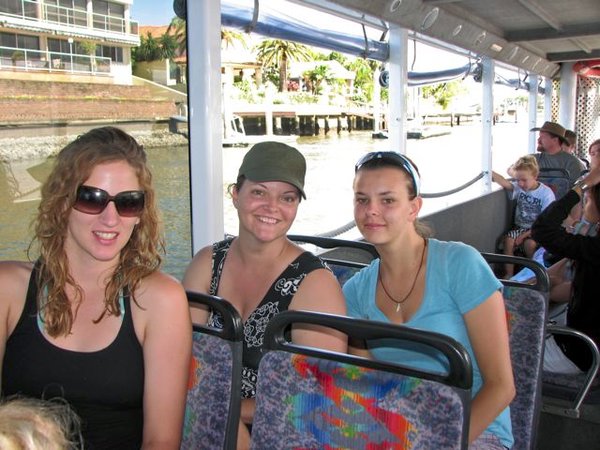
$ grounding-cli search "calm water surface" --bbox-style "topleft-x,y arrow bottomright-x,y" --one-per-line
0,122 -> 528,280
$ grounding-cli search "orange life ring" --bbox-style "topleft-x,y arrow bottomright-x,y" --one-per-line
573,59 -> 600,78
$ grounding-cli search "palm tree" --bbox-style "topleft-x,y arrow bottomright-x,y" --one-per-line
303,64 -> 334,95
166,18 -> 248,57
134,32 -> 178,62
167,17 -> 187,57
221,28 -> 248,50
255,39 -> 312,92
348,57 -> 378,102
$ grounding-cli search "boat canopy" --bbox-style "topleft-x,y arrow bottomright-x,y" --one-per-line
176,0 -> 542,90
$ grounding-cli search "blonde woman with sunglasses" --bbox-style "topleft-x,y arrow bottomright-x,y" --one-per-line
0,127 -> 191,449
344,152 -> 515,449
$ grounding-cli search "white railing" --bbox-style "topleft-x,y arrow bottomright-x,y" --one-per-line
0,0 -> 139,37
0,46 -> 111,76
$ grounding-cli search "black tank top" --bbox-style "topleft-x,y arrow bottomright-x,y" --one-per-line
1,263 -> 145,450
208,238 -> 329,398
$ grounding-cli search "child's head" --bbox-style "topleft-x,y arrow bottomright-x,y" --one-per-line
512,155 -> 539,191
0,397 -> 81,450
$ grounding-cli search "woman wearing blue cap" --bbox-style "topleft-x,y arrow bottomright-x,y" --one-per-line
343,152 -> 515,449
183,141 -> 347,448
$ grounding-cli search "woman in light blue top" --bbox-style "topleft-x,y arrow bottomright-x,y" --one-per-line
344,151 -> 515,449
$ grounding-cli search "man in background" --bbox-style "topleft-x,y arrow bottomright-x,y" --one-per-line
530,121 -> 585,184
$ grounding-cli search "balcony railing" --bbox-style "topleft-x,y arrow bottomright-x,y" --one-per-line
0,0 -> 139,37
0,46 -> 111,76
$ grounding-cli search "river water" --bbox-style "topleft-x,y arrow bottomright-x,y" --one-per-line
0,121 -> 529,280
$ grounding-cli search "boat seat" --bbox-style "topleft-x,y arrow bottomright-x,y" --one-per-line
251,310 -> 473,450
481,253 -> 549,450
181,291 -> 244,450
537,168 -> 573,199
541,326 -> 600,418
288,234 -> 377,285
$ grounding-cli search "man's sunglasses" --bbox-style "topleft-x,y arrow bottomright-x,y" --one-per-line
355,151 -> 421,196
74,185 -> 145,217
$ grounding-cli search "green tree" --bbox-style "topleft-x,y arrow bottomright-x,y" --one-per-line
348,58 -> 377,103
167,17 -> 187,56
77,41 -> 97,71
255,39 -> 312,92
133,33 -> 160,62
164,18 -> 247,57
133,32 -> 177,62
303,64 -> 334,95
221,28 -> 248,50
421,80 -> 464,109
327,51 -> 348,66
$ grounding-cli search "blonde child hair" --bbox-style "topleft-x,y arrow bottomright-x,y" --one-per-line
0,397 -> 81,450
512,155 -> 540,177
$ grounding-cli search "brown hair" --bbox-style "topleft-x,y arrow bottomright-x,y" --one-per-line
31,127 -> 164,337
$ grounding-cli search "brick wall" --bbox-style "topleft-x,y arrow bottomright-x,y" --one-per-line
0,79 -> 177,123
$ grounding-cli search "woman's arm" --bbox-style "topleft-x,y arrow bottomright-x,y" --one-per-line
463,291 -> 515,443
289,268 -> 348,353
0,261 -> 32,379
139,273 -> 192,450
532,168 -> 600,263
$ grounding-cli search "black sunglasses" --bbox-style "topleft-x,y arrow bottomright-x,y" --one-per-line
355,151 -> 421,196
74,185 -> 145,217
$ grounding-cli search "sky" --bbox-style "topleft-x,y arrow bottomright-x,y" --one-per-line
130,0 -> 177,26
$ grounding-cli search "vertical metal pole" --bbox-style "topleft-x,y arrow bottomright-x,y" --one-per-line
544,76 -> 552,122
187,0 -> 224,254
68,37 -> 73,72
373,66 -> 380,133
528,74 -> 539,153
388,25 -> 408,153
559,62 -> 577,130
481,56 -> 494,191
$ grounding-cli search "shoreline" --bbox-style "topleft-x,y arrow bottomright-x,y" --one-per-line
0,129 -> 188,162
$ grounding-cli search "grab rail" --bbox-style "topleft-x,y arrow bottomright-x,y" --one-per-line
319,171 -> 487,237
421,172 -> 485,198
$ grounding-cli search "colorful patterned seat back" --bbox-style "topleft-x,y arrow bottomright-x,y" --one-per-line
181,291 -> 243,450
503,285 -> 548,450
481,252 -> 549,450
251,311 -> 472,450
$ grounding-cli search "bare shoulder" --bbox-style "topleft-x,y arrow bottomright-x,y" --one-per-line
291,266 -> 347,316
182,244 -> 213,293
0,261 -> 34,334
136,271 -> 188,313
0,261 -> 34,298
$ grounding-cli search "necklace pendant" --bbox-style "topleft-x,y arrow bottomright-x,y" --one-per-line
396,303 -> 401,313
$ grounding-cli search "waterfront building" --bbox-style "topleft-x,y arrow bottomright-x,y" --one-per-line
0,0 -> 140,85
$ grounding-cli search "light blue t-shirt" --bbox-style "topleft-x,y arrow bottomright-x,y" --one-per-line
343,238 -> 513,448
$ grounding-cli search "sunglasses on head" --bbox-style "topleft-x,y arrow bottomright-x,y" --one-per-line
355,151 -> 421,196
74,185 -> 145,217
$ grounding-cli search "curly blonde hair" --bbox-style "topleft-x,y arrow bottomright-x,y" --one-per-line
30,127 -> 164,337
